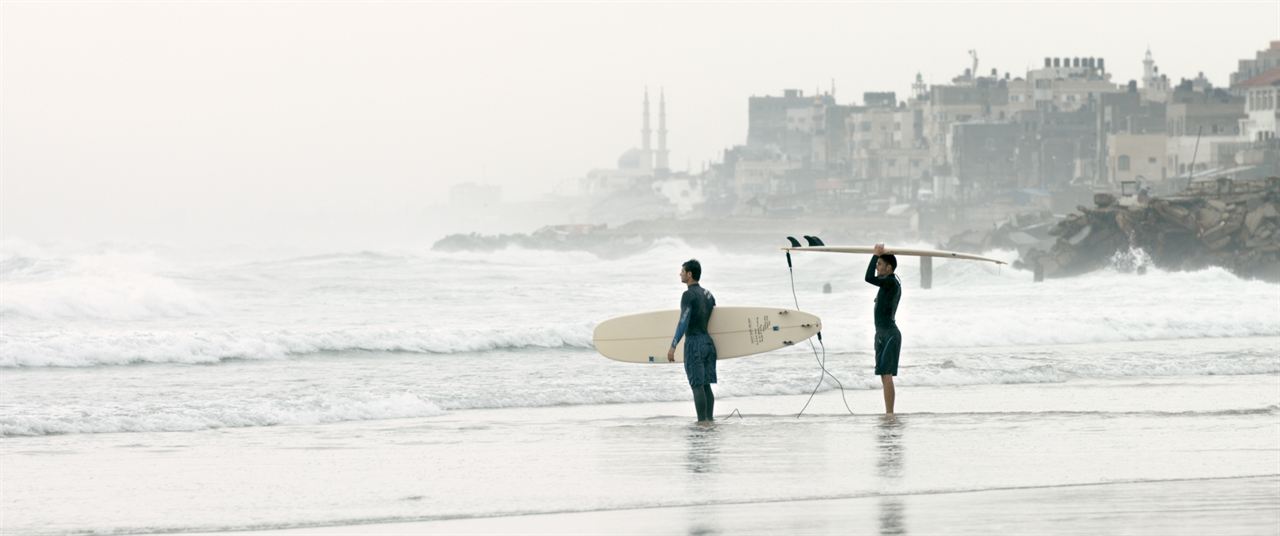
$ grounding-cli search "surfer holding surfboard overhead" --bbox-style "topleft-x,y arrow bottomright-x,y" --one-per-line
866,243 -> 902,415
781,237 -> 1003,415
667,259 -> 718,423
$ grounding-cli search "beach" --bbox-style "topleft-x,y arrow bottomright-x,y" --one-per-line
3,371 -> 1278,534
2,243 -> 1278,534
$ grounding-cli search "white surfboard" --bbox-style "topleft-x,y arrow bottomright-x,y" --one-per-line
593,307 -> 821,364
782,245 -> 1006,265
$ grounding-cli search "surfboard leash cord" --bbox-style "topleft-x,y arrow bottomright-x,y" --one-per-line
786,244 -> 855,418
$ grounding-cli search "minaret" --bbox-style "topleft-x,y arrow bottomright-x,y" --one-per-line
641,88 -> 653,173
912,72 -> 927,100
656,89 -> 669,172
1142,47 -> 1155,88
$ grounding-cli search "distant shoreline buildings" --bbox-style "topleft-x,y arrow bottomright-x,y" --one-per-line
556,41 -> 1280,226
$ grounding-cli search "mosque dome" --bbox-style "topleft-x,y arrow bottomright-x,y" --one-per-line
617,148 -> 646,170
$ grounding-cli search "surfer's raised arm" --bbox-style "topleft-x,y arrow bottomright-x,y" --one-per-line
862,242 -> 902,415
866,243 -> 890,286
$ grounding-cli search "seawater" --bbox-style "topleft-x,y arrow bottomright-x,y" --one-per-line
2,238 -> 1279,437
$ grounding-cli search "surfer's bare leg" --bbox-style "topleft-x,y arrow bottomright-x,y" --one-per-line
703,385 -> 714,421
692,385 -> 708,421
881,374 -> 895,415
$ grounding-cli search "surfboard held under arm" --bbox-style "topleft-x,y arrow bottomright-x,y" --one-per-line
593,307 -> 822,364
782,244 -> 1006,265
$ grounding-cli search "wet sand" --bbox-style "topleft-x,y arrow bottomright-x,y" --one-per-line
4,375 -> 1277,535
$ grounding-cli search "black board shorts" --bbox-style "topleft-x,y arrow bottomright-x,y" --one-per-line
874,328 -> 901,376
683,333 -> 718,387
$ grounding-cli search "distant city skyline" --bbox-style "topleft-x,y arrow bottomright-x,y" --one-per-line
3,1 -> 1277,248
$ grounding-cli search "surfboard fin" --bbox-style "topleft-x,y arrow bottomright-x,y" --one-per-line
786,236 -> 802,248
803,235 -> 825,246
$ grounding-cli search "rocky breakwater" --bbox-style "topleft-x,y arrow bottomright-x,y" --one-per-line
944,209 -> 1060,256
1018,177 -> 1280,281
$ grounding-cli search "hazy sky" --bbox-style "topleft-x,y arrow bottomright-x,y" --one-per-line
3,1 -> 1277,248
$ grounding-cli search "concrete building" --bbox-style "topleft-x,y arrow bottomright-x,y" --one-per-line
733,157 -> 804,201
1007,56 -> 1120,114
921,76 -> 1009,169
1239,68 -> 1280,142
1162,83 -> 1248,188
877,146 -> 930,200
747,89 -> 837,165
1099,90 -> 1166,135
1166,86 -> 1245,138
1166,135 -> 1244,182
1230,40 -> 1280,89
1013,107 -> 1098,191
1096,90 -> 1166,185
738,88 -> 853,210
848,92 -> 927,198
1107,133 -> 1167,184
951,122 -> 1020,197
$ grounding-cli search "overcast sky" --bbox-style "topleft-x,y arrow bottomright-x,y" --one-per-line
3,1 -> 1277,249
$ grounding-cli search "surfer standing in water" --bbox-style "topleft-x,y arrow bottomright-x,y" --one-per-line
668,259 -> 718,423
865,244 -> 902,415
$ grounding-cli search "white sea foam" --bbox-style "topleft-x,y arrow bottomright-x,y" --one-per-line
4,305 -> 1276,368
4,348 -> 1276,437
1,248 -> 215,321
0,324 -> 595,367
2,242 -> 1277,369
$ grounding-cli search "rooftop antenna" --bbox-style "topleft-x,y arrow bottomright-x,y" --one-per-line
1187,125 -> 1203,185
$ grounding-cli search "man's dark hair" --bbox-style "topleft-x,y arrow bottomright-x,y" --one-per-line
683,259 -> 702,281
881,254 -> 898,270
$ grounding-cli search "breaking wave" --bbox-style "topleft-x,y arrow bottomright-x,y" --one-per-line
0,324 -> 595,367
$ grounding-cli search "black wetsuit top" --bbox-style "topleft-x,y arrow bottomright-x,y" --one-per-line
865,256 -> 901,331
672,283 -> 716,347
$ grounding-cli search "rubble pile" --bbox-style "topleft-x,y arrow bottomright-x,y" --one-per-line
1017,177 -> 1280,281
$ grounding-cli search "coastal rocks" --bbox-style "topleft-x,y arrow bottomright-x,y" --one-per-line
944,210 -> 1059,255
1017,177 -> 1280,281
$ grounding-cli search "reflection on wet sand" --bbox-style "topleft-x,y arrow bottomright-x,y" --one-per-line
877,415 -> 904,479
878,415 -> 906,535
685,423 -> 721,474
686,424 -> 722,535
879,497 -> 906,535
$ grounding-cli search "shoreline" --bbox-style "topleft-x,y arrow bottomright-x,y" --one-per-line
5,374 -> 1277,535
170,474 -> 1280,535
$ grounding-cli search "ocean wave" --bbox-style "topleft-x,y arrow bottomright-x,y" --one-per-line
734,365 -> 1280,399
232,250 -> 415,270
1,273 -> 215,321
5,314 -> 1279,368
1,246 -> 215,321
897,359 -> 1280,386
4,240 -> 1278,365
6,378 -> 1276,437
0,324 -> 596,367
